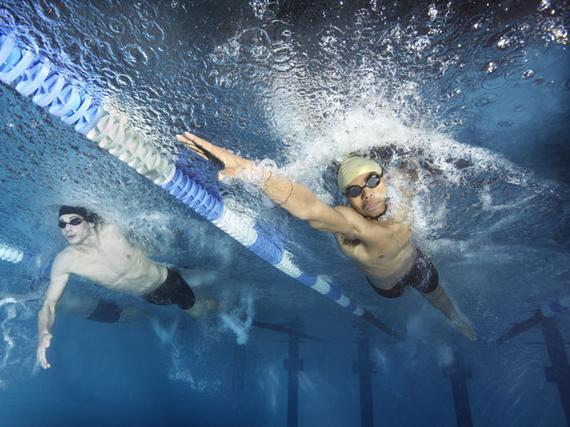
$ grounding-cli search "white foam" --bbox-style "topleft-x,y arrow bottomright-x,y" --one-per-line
219,292 -> 255,345
259,88 -> 529,246
149,318 -> 179,345
436,344 -> 455,368
0,301 -> 18,370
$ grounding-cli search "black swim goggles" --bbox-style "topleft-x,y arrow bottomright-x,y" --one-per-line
344,171 -> 384,198
58,217 -> 85,228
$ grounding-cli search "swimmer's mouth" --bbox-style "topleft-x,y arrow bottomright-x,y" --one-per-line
365,197 -> 387,212
365,201 -> 380,211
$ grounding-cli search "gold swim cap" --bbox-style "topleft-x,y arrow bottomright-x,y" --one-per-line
337,156 -> 383,192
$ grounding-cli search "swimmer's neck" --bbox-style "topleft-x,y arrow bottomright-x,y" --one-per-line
355,205 -> 388,222
69,229 -> 101,251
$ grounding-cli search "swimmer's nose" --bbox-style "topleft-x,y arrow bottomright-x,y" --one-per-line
362,187 -> 373,199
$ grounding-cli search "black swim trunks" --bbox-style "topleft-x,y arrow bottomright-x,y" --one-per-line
367,249 -> 439,299
87,299 -> 122,323
142,268 -> 195,310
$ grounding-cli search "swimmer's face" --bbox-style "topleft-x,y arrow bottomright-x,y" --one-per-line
345,172 -> 388,218
59,214 -> 93,245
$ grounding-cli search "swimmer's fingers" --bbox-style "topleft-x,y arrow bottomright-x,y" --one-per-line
178,132 -> 242,167
189,143 -> 211,161
177,132 -> 217,155
180,131 -> 216,151
37,346 -> 47,369
176,134 -> 210,161
37,334 -> 52,369
178,132 -> 232,163
177,131 -> 256,179
177,134 -> 227,168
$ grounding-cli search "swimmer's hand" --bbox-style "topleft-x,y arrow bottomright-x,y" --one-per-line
176,132 -> 255,181
37,332 -> 53,369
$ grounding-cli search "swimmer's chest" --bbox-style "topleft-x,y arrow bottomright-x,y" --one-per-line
336,219 -> 411,265
74,233 -> 141,283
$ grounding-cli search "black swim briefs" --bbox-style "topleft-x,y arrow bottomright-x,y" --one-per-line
87,299 -> 122,323
367,249 -> 439,299
142,268 -> 196,310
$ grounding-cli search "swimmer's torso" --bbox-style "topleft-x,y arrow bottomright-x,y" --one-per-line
61,224 -> 167,294
334,206 -> 415,289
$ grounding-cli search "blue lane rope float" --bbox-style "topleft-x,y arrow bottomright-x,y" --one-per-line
0,241 -> 52,277
0,32 -> 103,135
0,28 -> 400,338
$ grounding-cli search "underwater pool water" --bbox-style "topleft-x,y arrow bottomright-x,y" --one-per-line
0,0 -> 569,426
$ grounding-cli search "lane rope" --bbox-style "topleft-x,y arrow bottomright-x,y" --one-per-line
0,28 -> 400,338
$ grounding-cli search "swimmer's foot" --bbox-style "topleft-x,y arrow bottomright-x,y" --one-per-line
452,317 -> 477,341
186,299 -> 220,318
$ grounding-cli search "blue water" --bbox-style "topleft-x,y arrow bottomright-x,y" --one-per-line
1,0 -> 569,426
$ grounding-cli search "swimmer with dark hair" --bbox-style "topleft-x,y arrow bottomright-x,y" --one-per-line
37,205 -> 219,369
177,132 -> 476,340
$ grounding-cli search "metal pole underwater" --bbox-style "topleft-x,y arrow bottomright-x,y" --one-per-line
0,28 -> 401,340
442,345 -> 473,427
541,317 -> 570,424
232,342 -> 247,392
284,335 -> 303,427
352,336 -> 376,427
495,296 -> 570,345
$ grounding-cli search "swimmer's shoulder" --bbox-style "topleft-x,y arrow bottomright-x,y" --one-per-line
331,205 -> 372,241
97,222 -> 126,241
52,247 -> 78,275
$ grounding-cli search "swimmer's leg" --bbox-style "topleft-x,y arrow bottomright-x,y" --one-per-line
421,286 -> 477,341
179,269 -> 223,318
184,299 -> 220,318
58,288 -> 99,318
60,289 -> 148,323
179,269 -> 227,289
115,305 -> 151,323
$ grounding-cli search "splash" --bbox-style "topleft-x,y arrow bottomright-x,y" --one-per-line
149,316 -> 179,345
0,293 -> 38,385
274,102 -> 523,188
258,365 -> 281,414
263,96 -> 539,245
168,343 -> 221,392
436,344 -> 455,368
149,316 -> 222,392
0,298 -> 18,368
219,292 -> 255,345
406,314 -> 431,341
371,346 -> 388,372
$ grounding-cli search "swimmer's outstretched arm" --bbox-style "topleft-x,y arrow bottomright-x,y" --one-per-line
37,253 -> 70,369
177,132 -> 363,239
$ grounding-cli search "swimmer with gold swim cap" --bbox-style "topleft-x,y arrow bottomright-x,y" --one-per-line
177,132 -> 476,340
